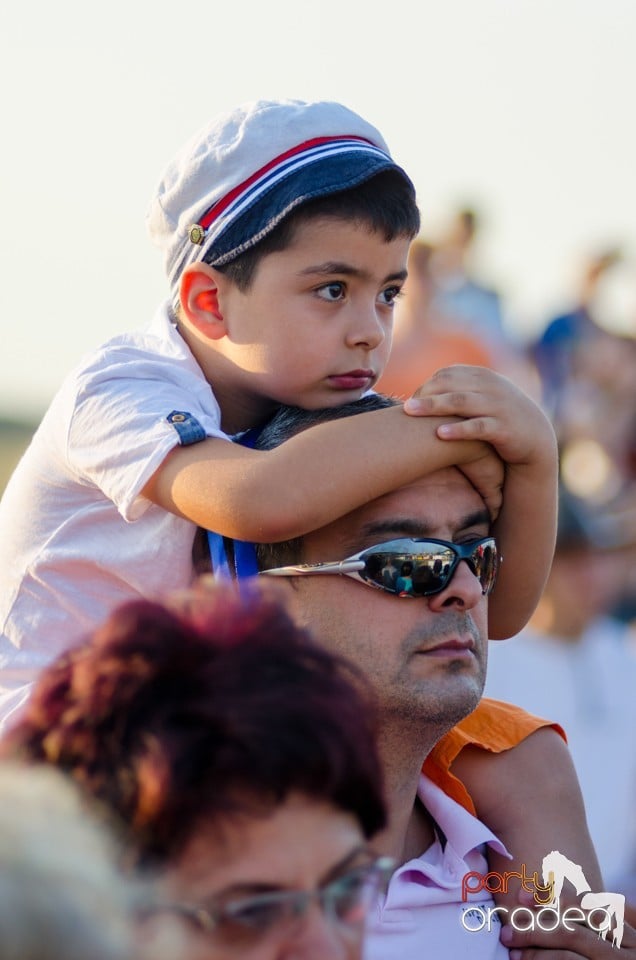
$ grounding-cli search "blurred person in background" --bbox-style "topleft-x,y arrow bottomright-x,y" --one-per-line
484,486 -> 636,918
0,762 -> 165,960
426,207 -> 507,350
538,259 -> 636,628
376,238 -> 495,398
377,210 -> 540,402
548,326 -> 636,507
2,580 -> 391,960
533,246 -> 624,416
534,246 -> 636,629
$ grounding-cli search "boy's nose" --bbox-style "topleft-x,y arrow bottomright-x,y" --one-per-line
345,312 -> 386,351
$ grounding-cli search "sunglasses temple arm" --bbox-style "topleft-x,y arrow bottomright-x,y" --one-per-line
261,560 -> 366,577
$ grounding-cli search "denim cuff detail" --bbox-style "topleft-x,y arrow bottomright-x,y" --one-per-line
166,410 -> 207,445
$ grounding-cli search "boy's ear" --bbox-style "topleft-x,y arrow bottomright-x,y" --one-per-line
179,263 -> 228,340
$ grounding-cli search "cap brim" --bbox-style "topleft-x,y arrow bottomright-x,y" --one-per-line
205,151 -> 413,267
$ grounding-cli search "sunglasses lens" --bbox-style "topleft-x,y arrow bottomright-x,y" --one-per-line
361,539 -> 498,597
411,543 -> 457,596
471,541 -> 498,595
360,543 -> 455,596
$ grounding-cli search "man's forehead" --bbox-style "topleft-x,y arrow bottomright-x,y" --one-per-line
375,467 -> 478,505
302,468 -> 489,556
360,471 -> 486,529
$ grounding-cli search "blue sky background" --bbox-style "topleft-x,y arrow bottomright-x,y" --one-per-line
2,0 -> 635,419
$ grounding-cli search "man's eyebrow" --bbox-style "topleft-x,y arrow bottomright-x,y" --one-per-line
359,518 -> 429,540
298,261 -> 408,285
358,509 -> 491,542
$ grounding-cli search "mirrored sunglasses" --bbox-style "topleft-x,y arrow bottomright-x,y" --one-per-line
261,537 -> 499,598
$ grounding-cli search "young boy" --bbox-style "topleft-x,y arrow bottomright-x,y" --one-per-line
0,98 -> 557,728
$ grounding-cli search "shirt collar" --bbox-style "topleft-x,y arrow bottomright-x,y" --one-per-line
417,772 -> 511,862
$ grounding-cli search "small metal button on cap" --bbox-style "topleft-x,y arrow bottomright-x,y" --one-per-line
169,413 -> 186,422
188,224 -> 205,245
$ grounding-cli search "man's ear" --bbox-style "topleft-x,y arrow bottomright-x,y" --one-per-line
179,263 -> 228,340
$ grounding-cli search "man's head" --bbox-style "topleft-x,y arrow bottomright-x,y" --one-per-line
251,398 -> 496,741
534,486 -> 627,637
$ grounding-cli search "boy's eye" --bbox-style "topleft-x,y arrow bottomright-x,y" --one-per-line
316,282 -> 346,302
379,286 -> 402,307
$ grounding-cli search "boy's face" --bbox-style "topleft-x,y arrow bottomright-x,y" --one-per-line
212,216 -> 411,411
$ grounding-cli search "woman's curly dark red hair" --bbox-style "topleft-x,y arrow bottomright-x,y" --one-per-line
2,579 -> 386,866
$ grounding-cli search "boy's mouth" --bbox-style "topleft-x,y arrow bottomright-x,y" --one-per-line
328,370 -> 375,391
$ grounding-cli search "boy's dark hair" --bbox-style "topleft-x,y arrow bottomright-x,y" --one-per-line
2,581 -> 385,868
214,169 -> 420,291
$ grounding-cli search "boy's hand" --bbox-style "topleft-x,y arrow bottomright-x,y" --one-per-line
403,366 -> 558,639
500,889 -> 636,958
456,443 -> 504,523
403,365 -> 556,468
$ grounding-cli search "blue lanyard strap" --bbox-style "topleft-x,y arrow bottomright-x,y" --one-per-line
205,427 -> 261,582
205,530 -> 260,580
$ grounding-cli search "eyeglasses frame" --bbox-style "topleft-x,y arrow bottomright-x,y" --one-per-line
158,854 -> 395,938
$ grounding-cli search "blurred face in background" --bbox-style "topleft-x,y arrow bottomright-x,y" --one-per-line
156,792 -> 380,960
538,544 -> 623,638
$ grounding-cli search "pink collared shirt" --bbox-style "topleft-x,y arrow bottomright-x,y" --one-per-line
365,774 -> 511,959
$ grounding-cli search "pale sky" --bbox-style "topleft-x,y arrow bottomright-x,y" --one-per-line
2,0 -> 635,419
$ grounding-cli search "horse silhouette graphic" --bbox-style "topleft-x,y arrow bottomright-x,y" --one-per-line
542,850 -> 625,948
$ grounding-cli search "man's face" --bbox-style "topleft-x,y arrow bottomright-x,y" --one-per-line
285,467 -> 491,733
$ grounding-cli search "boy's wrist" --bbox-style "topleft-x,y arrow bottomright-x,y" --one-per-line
511,436 -> 559,472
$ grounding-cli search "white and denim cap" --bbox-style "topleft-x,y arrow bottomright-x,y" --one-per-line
146,98 -> 415,309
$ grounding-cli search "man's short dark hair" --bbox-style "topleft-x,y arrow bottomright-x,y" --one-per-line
214,169 -> 420,291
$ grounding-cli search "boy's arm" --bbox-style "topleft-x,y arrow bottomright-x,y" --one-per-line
404,365 -> 559,639
487,441 -> 558,639
501,910 -> 636,957
501,920 -> 636,959
142,403 -> 504,541
452,726 -> 604,911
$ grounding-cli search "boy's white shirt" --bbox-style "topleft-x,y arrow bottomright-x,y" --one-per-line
0,304 -> 227,730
